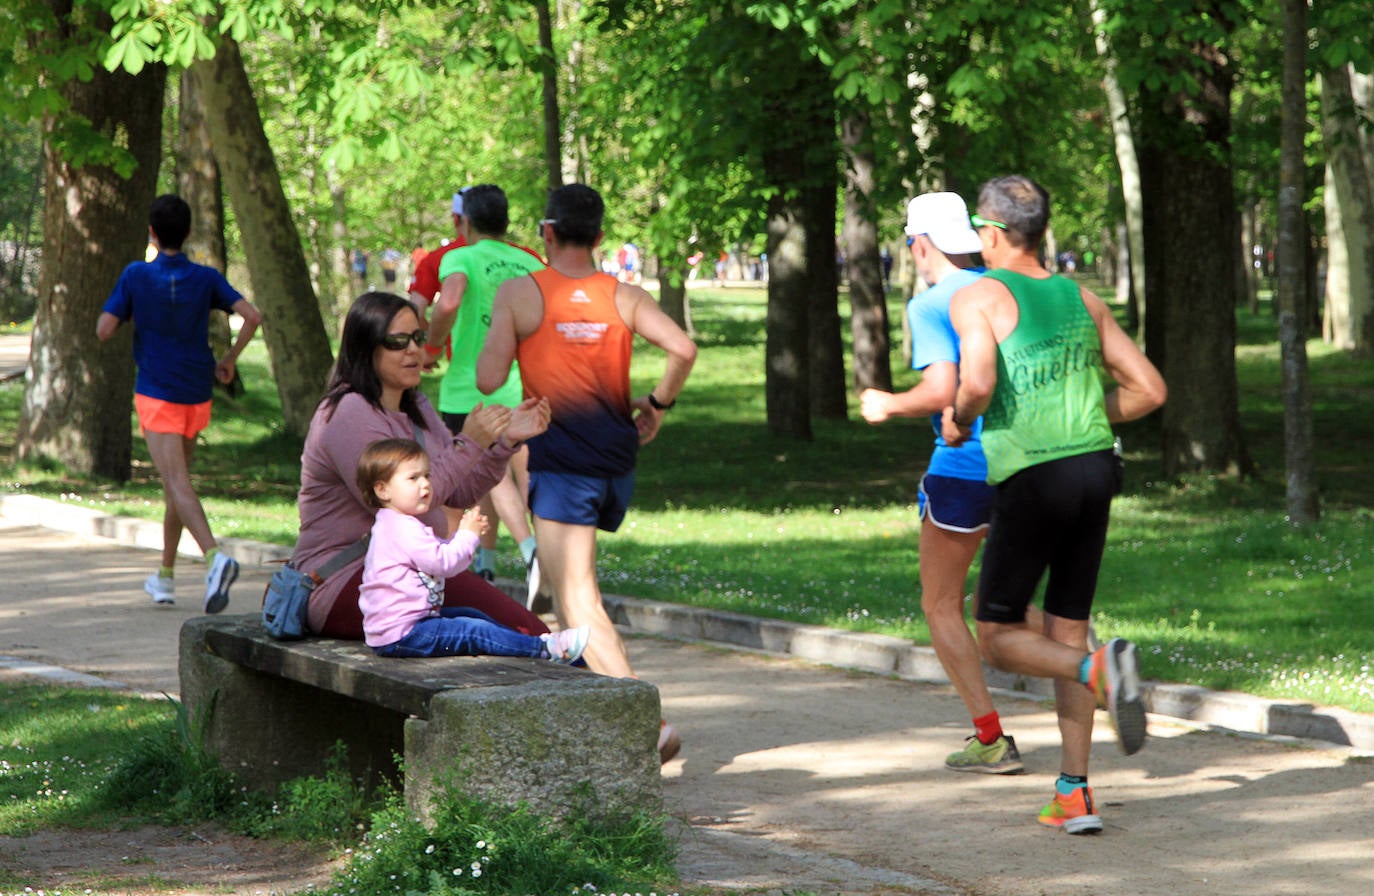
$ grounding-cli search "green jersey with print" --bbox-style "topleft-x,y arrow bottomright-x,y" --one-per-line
436,240 -> 544,413
980,270 -> 1114,484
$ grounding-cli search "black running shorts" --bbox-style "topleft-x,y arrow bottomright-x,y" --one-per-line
975,449 -> 1116,624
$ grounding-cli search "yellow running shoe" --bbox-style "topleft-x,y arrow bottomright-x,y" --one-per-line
1038,786 -> 1103,835
944,734 -> 1025,774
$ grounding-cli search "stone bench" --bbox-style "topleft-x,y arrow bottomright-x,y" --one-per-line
178,614 -> 661,822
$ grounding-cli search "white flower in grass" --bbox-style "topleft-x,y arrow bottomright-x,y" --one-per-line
424,844 -> 435,854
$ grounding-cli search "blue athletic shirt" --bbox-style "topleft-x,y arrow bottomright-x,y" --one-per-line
102,252 -> 243,405
907,267 -> 987,482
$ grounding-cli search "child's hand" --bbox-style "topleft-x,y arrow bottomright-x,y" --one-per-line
458,507 -> 488,538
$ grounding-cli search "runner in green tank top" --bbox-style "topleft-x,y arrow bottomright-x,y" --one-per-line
425,185 -> 545,603
942,174 -> 1167,835
977,269 -> 1115,485
434,237 -> 543,412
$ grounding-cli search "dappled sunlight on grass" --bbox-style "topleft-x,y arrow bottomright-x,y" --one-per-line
1092,507 -> 1371,710
600,504 -> 932,639
0,687 -> 175,834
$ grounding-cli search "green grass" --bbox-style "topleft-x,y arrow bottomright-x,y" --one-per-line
0,681 -> 685,896
0,685 -> 175,835
2,285 -> 1373,713
325,785 -> 678,896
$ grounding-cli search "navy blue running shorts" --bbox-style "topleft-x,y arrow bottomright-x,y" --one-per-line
529,470 -> 635,532
918,473 -> 996,533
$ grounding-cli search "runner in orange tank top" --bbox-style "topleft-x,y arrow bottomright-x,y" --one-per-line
516,266 -> 637,478
477,184 -> 696,765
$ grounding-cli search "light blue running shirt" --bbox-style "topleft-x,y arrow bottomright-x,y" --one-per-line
907,267 -> 987,482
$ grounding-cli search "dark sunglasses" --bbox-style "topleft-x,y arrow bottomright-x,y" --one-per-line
381,329 -> 427,351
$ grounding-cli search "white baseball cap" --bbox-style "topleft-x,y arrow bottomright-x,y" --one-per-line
904,192 -> 983,255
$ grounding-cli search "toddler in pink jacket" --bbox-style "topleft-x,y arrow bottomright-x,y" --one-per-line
356,438 -> 588,661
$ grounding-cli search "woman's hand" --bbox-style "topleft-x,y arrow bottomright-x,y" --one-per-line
461,401 -> 511,449
504,397 -> 551,444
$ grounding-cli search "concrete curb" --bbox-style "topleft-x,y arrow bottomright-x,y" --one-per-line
5,492 -> 1373,751
0,493 -> 293,566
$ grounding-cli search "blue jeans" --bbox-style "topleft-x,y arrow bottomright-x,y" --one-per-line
374,607 -> 546,659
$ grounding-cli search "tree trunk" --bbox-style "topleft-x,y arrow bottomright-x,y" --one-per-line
189,36 -> 333,439
1138,44 -> 1250,478
1319,63 -> 1374,353
1242,204 -> 1261,314
534,0 -> 563,191
841,111 -> 892,393
1303,215 -> 1322,334
765,194 -> 812,440
758,25 -> 841,437
1092,0 -> 1147,339
17,26 -> 167,481
807,174 -> 846,420
656,260 -> 693,334
176,72 -> 226,273
1115,220 -> 1135,319
175,70 -> 241,396
1232,206 -> 1249,310
327,163 -> 351,324
0,124 -> 42,323
1354,71 -> 1374,350
1278,0 -> 1318,524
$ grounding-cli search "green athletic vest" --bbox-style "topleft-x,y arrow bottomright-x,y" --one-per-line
436,239 -> 544,413
980,270 -> 1114,484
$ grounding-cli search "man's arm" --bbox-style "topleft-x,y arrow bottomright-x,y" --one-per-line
475,278 -> 529,395
407,290 -> 432,325
941,282 -> 1000,445
407,250 -> 440,322
1082,289 -> 1167,422
619,284 -> 697,444
860,362 -> 957,424
215,298 -> 263,383
95,312 -> 122,341
426,271 -> 467,366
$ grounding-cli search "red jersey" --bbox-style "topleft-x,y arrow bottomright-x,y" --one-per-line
409,237 -> 544,303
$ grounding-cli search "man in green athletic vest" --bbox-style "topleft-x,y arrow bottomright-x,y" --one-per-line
426,184 -> 546,606
942,174 -> 1167,835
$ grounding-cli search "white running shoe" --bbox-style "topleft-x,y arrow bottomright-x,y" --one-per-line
541,625 -> 590,664
204,552 -> 239,614
144,573 -> 175,606
525,552 -> 542,611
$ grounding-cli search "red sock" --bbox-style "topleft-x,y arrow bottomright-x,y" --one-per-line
974,711 -> 1003,745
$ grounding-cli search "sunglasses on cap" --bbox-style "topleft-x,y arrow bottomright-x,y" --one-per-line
381,329 -> 427,351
